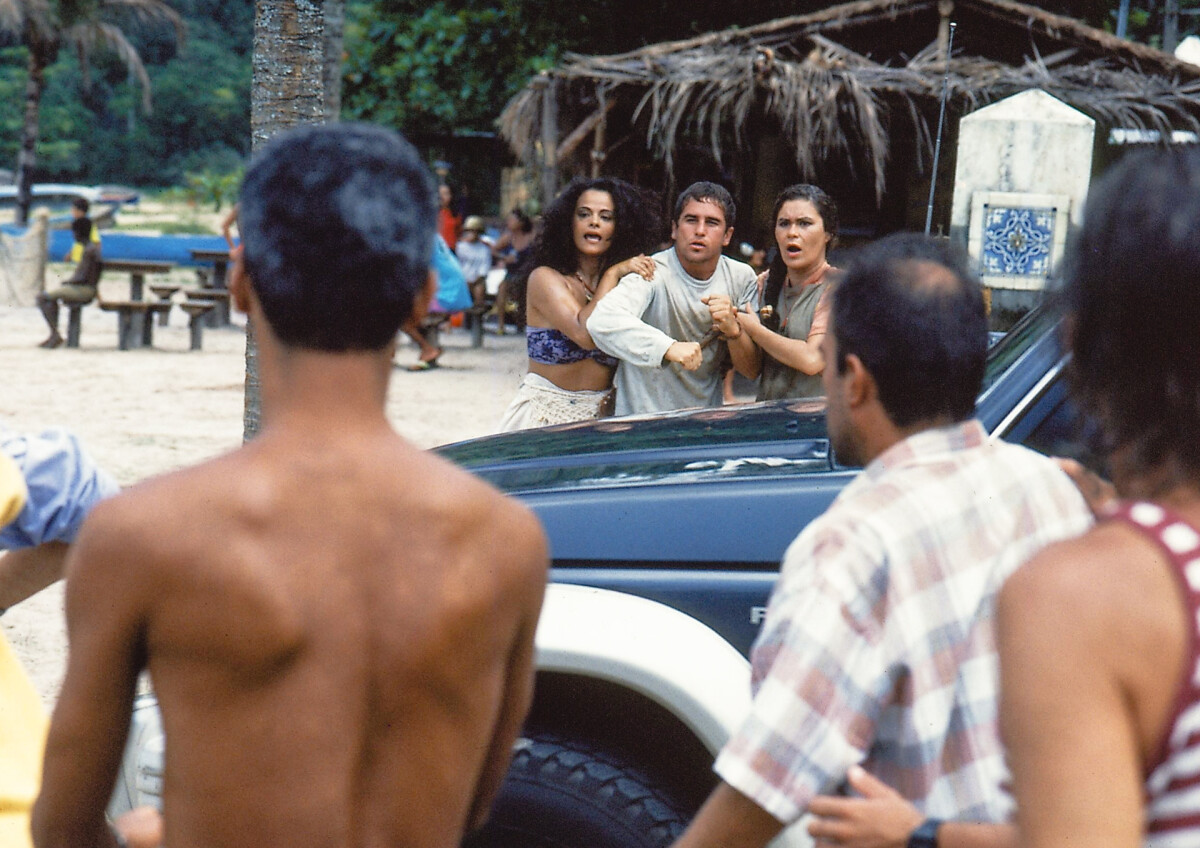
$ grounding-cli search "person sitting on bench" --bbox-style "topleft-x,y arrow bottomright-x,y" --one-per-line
36,217 -> 102,349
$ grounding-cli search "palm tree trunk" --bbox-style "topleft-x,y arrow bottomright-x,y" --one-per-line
323,0 -> 344,122
243,0 -> 328,441
15,49 -> 48,228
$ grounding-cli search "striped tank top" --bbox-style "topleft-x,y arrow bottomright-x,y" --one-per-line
1108,500 -> 1200,845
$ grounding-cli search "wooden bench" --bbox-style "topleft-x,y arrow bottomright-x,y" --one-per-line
64,303 -> 88,348
180,301 -> 216,351
186,288 -> 231,327
464,303 -> 491,348
148,284 -> 182,326
99,259 -> 175,342
98,301 -> 173,350
418,306 -> 489,350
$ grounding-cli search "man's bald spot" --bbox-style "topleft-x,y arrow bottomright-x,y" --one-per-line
889,257 -> 965,298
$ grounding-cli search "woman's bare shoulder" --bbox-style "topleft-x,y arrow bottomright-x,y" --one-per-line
527,265 -> 567,286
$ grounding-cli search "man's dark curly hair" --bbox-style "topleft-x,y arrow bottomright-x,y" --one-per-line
532,177 -> 664,275
240,122 -> 436,352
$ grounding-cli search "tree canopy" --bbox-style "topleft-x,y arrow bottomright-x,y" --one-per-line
0,0 -> 250,187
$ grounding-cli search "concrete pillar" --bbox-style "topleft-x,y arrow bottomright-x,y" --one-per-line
949,89 -> 1094,314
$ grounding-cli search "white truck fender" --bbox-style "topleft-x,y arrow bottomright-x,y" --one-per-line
536,584 -> 815,848
535,583 -> 751,755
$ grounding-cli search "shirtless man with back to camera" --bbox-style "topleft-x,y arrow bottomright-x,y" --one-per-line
33,122 -> 549,848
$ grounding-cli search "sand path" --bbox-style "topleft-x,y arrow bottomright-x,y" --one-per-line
1,284 -> 527,707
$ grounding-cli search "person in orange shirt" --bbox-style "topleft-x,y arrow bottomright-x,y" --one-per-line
437,183 -> 462,248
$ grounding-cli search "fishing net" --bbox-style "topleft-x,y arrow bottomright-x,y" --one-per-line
0,212 -> 47,307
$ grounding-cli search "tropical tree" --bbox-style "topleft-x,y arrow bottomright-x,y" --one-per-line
0,0 -> 184,224
243,0 -> 338,441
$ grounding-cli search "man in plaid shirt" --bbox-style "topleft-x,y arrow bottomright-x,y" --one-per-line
672,234 -> 1092,848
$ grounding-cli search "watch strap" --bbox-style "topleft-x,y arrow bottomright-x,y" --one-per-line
907,817 -> 943,848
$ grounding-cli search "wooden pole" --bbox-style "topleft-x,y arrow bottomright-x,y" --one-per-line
557,100 -> 616,164
540,74 -> 558,209
937,0 -> 954,67
1165,0 -> 1180,53
591,88 -> 608,178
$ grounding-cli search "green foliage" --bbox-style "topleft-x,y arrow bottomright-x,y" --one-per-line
0,0 -> 1189,193
0,0 -> 251,187
343,1 -> 560,135
183,167 -> 241,211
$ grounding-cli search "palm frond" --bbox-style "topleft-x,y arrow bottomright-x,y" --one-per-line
65,20 -> 152,110
98,0 -> 185,48
0,0 -> 55,42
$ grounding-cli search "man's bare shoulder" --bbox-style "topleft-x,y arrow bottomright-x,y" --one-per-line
999,521 -> 1179,655
1004,525 -> 1142,610
71,436 -> 547,593
400,443 -> 548,576
62,448 -> 253,583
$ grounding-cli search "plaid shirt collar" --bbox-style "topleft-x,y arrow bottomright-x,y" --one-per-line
860,418 -> 987,482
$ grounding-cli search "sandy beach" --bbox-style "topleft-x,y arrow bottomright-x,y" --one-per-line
1,279 -> 529,707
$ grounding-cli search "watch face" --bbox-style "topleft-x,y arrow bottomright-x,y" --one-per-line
908,819 -> 942,848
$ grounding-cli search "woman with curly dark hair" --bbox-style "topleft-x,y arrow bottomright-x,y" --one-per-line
499,177 -> 662,431
736,184 -> 839,401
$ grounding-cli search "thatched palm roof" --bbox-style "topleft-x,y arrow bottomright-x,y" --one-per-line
500,0 -> 1200,200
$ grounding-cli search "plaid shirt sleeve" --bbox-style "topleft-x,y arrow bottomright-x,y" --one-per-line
714,513 -> 895,824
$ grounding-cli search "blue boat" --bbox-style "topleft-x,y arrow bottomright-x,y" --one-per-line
43,229 -> 230,266
1,223 -> 229,266
0,183 -> 228,266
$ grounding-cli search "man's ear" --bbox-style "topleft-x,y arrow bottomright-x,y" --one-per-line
227,245 -> 252,314
721,226 -> 733,248
842,353 -> 877,409
410,271 -> 438,323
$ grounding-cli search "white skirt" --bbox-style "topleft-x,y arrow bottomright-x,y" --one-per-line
498,372 -> 615,432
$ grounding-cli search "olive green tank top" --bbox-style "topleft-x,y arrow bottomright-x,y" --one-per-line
756,278 -> 828,401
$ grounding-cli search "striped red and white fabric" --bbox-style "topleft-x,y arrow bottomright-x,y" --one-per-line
1109,501 -> 1200,847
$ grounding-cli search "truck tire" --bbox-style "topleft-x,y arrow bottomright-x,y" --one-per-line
465,734 -> 690,848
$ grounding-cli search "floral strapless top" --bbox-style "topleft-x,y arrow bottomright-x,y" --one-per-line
527,326 -> 618,368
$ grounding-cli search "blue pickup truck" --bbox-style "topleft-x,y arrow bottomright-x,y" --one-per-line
111,305 -> 1087,848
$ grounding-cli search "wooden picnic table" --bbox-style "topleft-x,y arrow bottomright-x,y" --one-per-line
189,248 -> 231,289
100,259 -> 175,343
101,259 -> 175,301
189,248 -> 232,324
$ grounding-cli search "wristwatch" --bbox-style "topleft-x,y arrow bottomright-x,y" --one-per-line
907,818 -> 943,848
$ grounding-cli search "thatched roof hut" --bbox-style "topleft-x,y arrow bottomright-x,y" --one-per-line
499,0 -> 1200,239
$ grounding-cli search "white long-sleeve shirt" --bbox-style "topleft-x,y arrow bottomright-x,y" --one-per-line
587,247 -> 757,415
